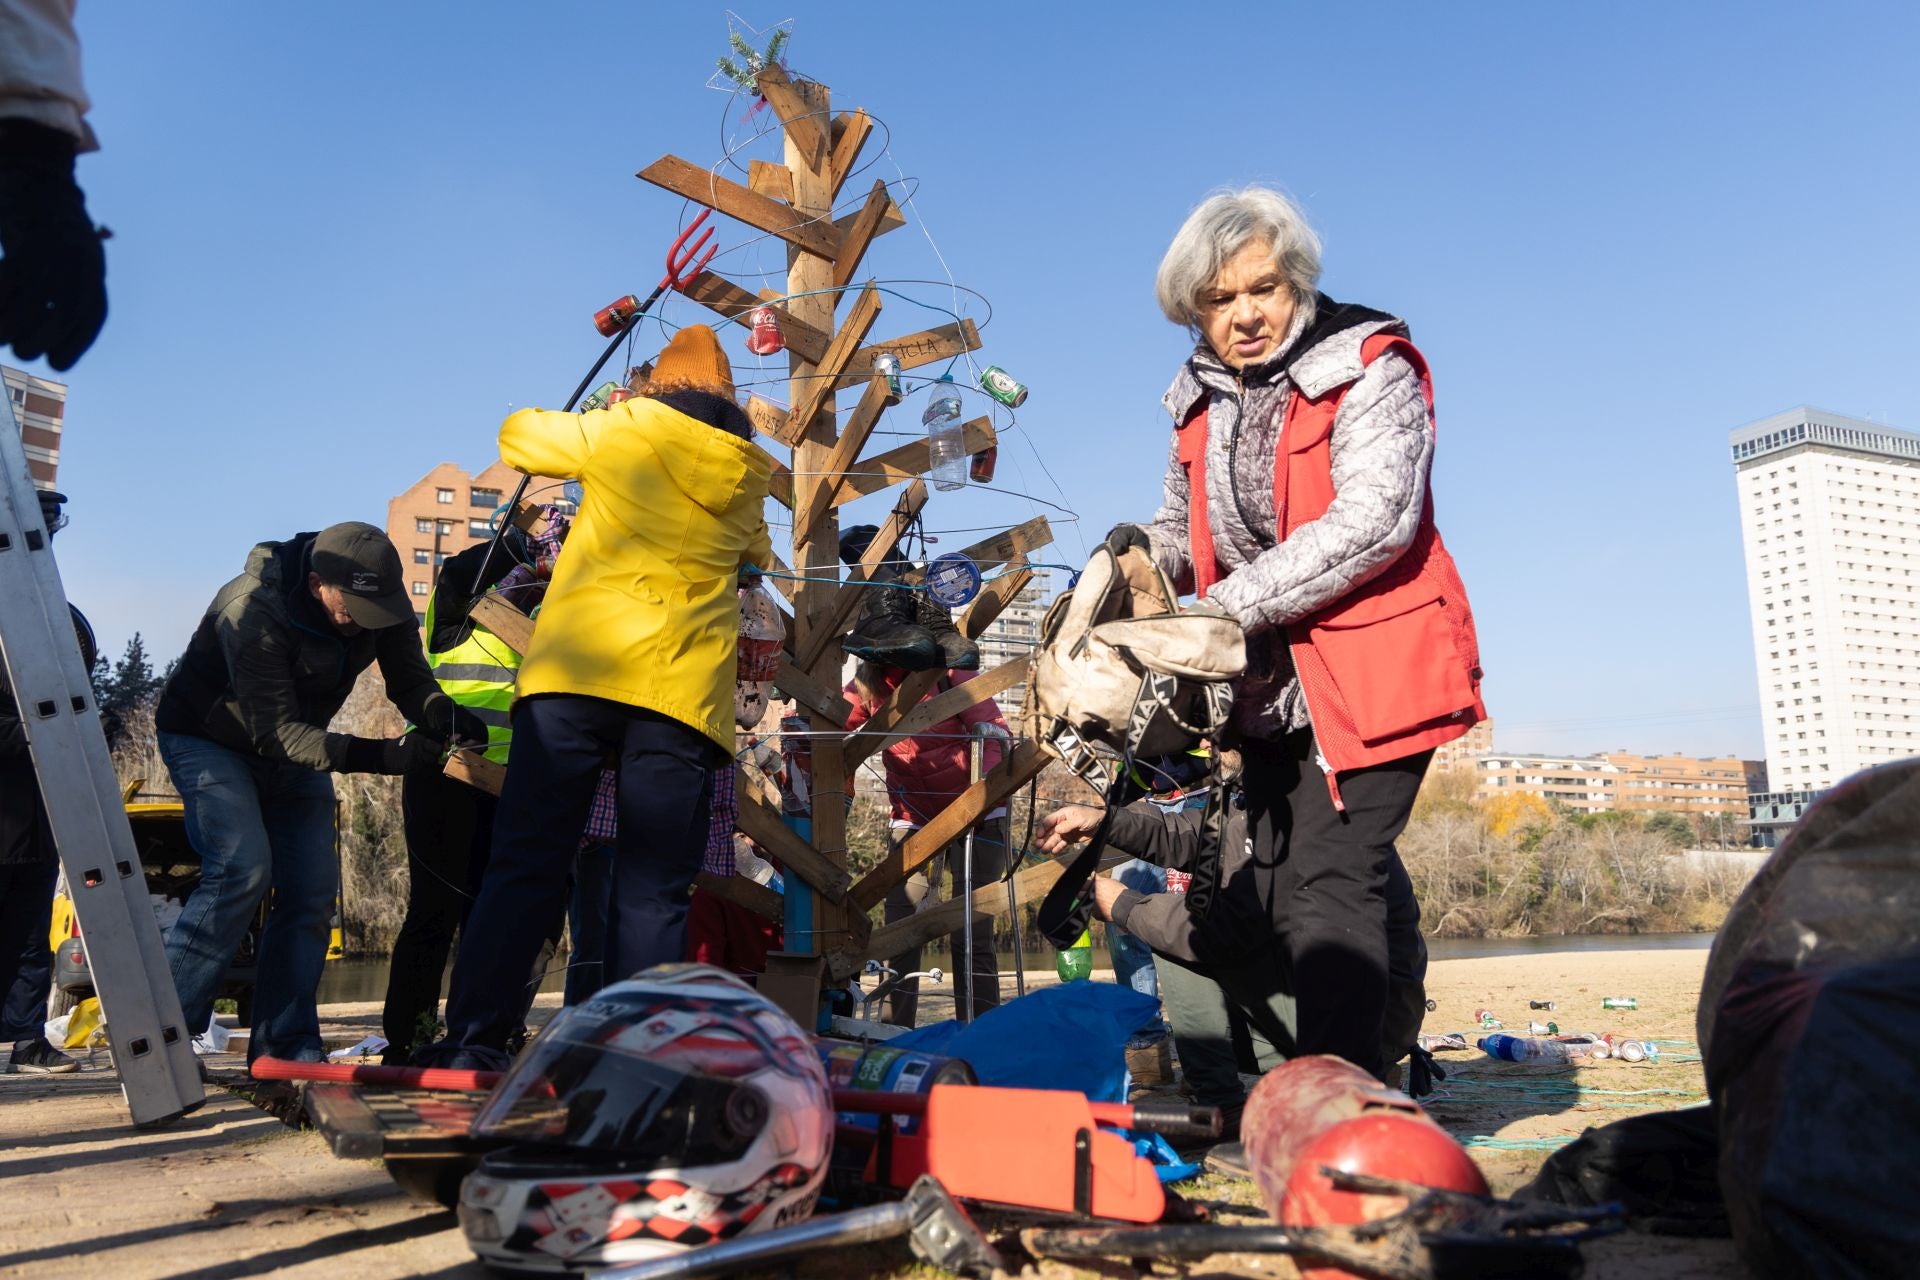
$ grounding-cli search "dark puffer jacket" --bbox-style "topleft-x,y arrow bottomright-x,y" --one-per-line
154,534 -> 450,772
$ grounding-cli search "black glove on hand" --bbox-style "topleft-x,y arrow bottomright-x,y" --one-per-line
0,122 -> 106,372
381,733 -> 445,775
1105,523 -> 1152,558
449,705 -> 490,747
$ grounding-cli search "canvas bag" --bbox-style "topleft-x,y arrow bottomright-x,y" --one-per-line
1028,545 -> 1245,947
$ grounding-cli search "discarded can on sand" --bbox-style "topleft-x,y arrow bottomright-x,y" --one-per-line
979,364 -> 1028,408
1603,1034 -> 1658,1063
1424,998 -> 1438,1012
1529,999 -> 1557,1011
1474,1008 -> 1502,1029
1528,1021 -> 1561,1036
1601,996 -> 1639,1011
593,294 -> 643,337
1416,1032 -> 1468,1052
746,305 -> 786,356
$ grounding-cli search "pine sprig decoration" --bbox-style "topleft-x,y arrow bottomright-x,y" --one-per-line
715,27 -> 791,93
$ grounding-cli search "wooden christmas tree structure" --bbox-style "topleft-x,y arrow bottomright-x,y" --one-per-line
453,62 -> 1079,1018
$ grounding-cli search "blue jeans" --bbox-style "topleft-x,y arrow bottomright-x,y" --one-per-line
564,839 -> 614,1006
1108,857 -> 1169,1039
159,731 -> 337,1061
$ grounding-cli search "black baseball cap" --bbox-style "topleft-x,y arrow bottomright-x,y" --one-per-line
311,521 -> 411,628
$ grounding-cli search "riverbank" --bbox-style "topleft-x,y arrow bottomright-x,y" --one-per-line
0,947 -> 1738,1278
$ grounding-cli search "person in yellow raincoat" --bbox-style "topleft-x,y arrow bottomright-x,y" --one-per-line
426,326 -> 772,1069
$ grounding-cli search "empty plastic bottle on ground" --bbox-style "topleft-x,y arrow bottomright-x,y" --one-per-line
1478,1033 -> 1580,1064
1055,928 -> 1094,981
923,375 -> 967,491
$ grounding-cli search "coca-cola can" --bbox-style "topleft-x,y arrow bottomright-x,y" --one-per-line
593,294 -> 642,337
746,305 -> 786,355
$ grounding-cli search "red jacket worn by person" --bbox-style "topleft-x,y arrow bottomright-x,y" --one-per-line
843,667 -> 1009,828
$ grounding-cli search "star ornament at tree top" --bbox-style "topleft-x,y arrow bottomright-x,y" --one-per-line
706,12 -> 796,95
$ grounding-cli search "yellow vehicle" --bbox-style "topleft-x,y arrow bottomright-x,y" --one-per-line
49,781 -> 345,1027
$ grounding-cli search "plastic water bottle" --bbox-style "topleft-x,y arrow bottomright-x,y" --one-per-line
1478,1033 -> 1578,1064
923,375 -> 967,492
1055,928 -> 1094,982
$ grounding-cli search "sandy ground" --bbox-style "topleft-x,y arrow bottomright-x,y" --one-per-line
0,947 -> 1743,1279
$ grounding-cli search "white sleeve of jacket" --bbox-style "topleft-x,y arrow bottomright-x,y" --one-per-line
1143,430 -> 1196,594
1207,352 -> 1433,632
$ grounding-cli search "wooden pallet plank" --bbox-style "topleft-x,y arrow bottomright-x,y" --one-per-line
695,871 -> 783,923
832,179 -> 894,292
754,64 -> 829,173
833,195 -> 904,240
835,319 -> 982,392
784,284 -> 882,442
776,655 -> 850,728
636,155 -> 841,260
735,786 -> 852,903
680,271 -> 833,365
900,516 -> 1052,585
444,749 -> 506,797
794,373 -> 898,543
468,594 -> 534,654
747,159 -> 794,202
826,418 -> 997,508
828,108 -> 873,199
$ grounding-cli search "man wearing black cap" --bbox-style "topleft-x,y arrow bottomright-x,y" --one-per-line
153,521 -> 486,1063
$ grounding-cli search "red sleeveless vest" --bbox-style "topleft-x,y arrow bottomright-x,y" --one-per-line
1175,334 -> 1485,789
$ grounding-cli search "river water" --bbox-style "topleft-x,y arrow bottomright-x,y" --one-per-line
314,931 -> 1714,1006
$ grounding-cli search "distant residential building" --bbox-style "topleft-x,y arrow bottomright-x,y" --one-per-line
385,461 -> 569,627
1730,406 -> 1920,795
973,571 -> 1050,718
1746,789 -> 1820,849
1430,718 -> 1494,775
5,365 -> 65,490
1476,750 -> 1762,818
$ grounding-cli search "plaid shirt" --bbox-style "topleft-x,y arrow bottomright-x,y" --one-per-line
579,762 -> 737,878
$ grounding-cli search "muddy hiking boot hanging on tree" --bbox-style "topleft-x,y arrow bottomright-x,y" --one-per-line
838,523 -> 941,671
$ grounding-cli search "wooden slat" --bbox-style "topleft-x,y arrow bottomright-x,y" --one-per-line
736,787 -> 852,902
680,271 -> 833,365
784,284 -> 882,442
832,179 -> 894,291
835,319 -> 982,392
444,749 -> 506,797
795,480 -> 927,673
747,159 -> 793,202
862,849 -> 1127,965
901,516 -> 1053,585
827,418 -> 997,508
760,547 -> 797,604
695,872 -> 783,923
828,108 -> 873,199
794,373 -> 898,543
883,657 -> 1027,746
851,740 -> 1053,911
839,668 -> 942,771
468,594 -> 534,654
636,155 -> 841,260
754,64 -> 828,173
959,557 -> 1034,641
777,655 -> 850,728
833,196 -> 904,240
745,396 -> 789,443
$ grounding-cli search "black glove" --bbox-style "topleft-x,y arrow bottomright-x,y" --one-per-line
1105,523 -> 1152,558
382,733 -> 445,775
0,121 -> 107,372
449,705 -> 490,747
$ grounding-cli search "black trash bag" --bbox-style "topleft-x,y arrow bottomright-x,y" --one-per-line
1700,759 -> 1920,1279
1519,1106 -> 1726,1236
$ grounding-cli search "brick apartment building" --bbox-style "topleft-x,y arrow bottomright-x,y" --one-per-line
1430,717 -> 1494,775
1475,750 -> 1765,818
385,461 -> 568,626
5,365 -> 65,490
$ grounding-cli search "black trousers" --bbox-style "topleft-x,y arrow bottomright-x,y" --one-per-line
439,695 -> 715,1056
381,769 -> 497,1055
1,860 -> 58,1044
1243,731 -> 1429,1079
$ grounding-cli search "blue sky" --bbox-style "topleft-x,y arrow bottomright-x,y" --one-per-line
28,1 -> 1920,759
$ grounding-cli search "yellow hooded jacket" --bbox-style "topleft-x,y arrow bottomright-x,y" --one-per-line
499,396 -> 774,750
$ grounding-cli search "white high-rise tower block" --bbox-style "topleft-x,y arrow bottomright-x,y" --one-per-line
1731,407 -> 1920,795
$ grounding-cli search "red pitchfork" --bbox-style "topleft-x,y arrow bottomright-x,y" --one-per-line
468,210 -> 719,598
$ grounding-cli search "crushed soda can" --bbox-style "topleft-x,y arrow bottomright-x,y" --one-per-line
1474,1008 -> 1502,1029
1603,1034 -> 1658,1063
578,380 -> 622,412
746,305 -> 786,356
1529,999 -> 1557,1011
979,364 -> 1028,408
1416,1032 -> 1468,1052
593,293 -> 643,337
1601,996 -> 1638,1011
1528,1020 -> 1560,1036
1424,998 -> 1438,1012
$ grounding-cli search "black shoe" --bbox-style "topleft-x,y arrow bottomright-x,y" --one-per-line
915,591 -> 979,670
7,1037 -> 78,1075
843,572 -> 940,670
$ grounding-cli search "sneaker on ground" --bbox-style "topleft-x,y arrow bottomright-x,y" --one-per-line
7,1037 -> 79,1074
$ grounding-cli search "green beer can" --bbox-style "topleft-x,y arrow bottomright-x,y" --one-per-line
1601,996 -> 1638,1010
979,364 -> 1028,408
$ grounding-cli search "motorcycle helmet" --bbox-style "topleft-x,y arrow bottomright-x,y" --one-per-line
458,963 -> 833,1271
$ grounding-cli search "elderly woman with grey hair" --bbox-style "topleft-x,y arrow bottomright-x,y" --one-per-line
1099,186 -> 1486,1080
